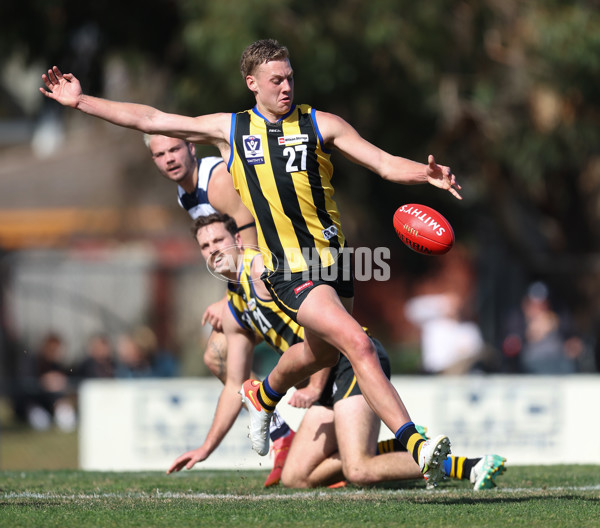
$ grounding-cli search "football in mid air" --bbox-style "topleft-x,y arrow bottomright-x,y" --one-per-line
393,204 -> 454,255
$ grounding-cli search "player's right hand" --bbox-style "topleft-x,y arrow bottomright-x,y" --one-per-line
166,448 -> 207,474
40,66 -> 82,108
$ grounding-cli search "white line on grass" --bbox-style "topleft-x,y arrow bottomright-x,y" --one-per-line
2,484 -> 600,501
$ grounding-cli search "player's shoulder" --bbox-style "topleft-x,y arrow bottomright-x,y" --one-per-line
313,109 -> 352,140
245,248 -> 263,277
198,156 -> 225,169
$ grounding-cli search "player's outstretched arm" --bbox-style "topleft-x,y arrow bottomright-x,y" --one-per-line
40,66 -> 230,148
166,309 -> 255,473
317,110 -> 462,200
207,162 -> 258,248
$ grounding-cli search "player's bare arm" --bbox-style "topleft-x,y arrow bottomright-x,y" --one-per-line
207,163 -> 258,247
167,309 -> 254,473
202,296 -> 228,332
40,66 -> 232,157
316,110 -> 462,200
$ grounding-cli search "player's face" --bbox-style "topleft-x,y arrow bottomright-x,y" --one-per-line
149,136 -> 196,184
247,59 -> 294,121
195,222 -> 242,278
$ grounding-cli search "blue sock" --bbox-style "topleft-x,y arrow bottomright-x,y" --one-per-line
262,375 -> 285,399
394,421 -> 415,439
257,375 -> 285,412
395,421 -> 425,465
443,456 -> 452,477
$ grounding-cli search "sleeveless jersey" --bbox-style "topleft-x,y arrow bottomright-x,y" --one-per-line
227,104 -> 346,273
177,156 -> 223,219
227,248 -> 304,355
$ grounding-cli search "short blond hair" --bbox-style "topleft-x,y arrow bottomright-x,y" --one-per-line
240,39 -> 289,78
142,133 -> 154,149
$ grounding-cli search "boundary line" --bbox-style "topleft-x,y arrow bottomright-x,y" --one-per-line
2,484 -> 600,501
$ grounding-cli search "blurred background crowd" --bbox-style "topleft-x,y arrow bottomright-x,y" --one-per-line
1,0 -> 599,440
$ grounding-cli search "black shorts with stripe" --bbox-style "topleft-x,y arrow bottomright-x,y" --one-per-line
315,337 -> 391,408
261,251 -> 354,323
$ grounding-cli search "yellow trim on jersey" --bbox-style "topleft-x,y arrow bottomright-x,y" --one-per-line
227,248 -> 304,354
263,274 -> 299,316
342,376 -> 358,399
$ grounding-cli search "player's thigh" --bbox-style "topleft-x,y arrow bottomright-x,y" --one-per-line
333,395 -> 380,465
281,405 -> 337,481
297,285 -> 367,354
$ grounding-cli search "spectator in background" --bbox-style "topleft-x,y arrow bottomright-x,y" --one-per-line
404,292 -> 487,375
502,281 -> 583,374
75,333 -> 116,380
115,326 -> 178,378
14,331 -> 77,431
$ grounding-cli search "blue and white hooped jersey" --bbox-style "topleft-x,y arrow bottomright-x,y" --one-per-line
177,156 -> 224,219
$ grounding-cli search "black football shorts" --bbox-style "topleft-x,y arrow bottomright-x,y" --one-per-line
315,337 -> 391,408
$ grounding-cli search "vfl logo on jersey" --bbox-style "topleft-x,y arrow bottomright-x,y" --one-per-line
278,134 -> 309,146
322,225 -> 338,240
243,135 -> 265,165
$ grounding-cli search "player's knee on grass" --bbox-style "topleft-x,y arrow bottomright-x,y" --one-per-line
343,466 -> 375,487
280,465 -> 311,489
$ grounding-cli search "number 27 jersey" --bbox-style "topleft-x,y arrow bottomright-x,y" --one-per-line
228,104 -> 346,273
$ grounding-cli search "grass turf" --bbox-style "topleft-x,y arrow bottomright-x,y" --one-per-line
1,465 -> 599,528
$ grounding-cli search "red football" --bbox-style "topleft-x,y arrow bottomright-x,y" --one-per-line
393,204 -> 454,255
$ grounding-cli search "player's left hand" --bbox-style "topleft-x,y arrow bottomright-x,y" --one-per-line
426,154 -> 462,200
40,66 -> 83,108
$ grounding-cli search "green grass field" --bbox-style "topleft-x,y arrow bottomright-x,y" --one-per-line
1,465 -> 599,528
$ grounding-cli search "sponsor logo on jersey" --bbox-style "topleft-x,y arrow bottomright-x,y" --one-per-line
294,280 -> 313,297
247,298 -> 257,311
243,135 -> 265,165
278,134 -> 309,146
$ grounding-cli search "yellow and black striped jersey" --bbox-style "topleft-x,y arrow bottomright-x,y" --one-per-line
227,248 -> 304,355
227,104 -> 346,273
